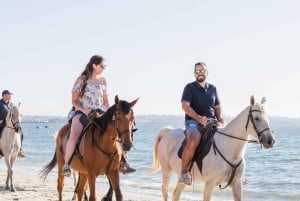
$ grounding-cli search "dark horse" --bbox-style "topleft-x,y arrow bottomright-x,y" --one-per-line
40,95 -> 138,201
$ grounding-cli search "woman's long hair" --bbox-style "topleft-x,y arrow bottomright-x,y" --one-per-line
80,55 -> 104,97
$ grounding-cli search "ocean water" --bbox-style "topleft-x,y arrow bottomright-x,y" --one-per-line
1,115 -> 300,201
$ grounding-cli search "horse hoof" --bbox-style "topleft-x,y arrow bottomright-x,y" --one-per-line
11,188 -> 16,192
101,196 -> 112,201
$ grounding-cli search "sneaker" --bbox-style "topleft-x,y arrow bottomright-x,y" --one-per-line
62,164 -> 71,177
18,149 -> 25,157
178,173 -> 192,185
119,162 -> 136,174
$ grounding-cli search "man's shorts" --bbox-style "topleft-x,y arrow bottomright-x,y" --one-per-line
185,119 -> 200,133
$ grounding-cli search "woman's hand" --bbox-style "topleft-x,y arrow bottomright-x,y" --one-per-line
83,108 -> 91,116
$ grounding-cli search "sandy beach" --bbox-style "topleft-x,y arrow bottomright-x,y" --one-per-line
0,169 -> 157,201
0,170 -> 81,201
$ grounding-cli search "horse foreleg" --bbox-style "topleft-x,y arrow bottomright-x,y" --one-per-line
101,175 -> 113,201
76,173 -> 88,201
172,182 -> 186,201
4,156 -> 16,192
231,180 -> 242,201
87,174 -> 97,201
107,172 -> 122,201
203,182 -> 214,201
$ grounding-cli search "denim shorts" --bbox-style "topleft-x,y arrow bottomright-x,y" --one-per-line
185,119 -> 200,132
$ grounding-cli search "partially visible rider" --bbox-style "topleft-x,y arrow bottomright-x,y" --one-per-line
179,62 -> 224,185
62,55 -> 135,177
0,90 -> 25,157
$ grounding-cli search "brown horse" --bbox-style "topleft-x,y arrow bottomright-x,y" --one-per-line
40,95 -> 138,201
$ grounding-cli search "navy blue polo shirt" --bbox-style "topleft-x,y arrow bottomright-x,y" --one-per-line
181,81 -> 220,121
0,99 -> 10,121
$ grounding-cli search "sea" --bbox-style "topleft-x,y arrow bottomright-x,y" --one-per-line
1,115 -> 299,201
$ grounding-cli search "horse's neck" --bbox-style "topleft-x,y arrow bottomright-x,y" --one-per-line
1,121 -> 16,140
215,107 -> 250,160
95,124 -> 119,150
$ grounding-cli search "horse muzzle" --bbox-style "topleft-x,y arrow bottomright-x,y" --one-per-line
15,126 -> 22,133
261,133 -> 276,149
122,142 -> 133,151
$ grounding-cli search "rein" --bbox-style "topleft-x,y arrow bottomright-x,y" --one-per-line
214,107 -> 269,189
88,110 -> 135,173
5,110 -> 20,132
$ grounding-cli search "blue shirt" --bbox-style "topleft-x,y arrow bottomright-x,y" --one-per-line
0,99 -> 10,121
181,81 -> 220,121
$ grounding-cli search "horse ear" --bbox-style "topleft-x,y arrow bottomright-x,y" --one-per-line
261,97 -> 266,104
129,97 -> 139,108
250,95 -> 255,106
115,95 -> 120,109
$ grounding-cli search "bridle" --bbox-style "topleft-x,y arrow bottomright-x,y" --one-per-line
89,109 -> 137,173
213,106 -> 270,189
111,110 -> 136,143
5,109 -> 21,132
245,107 -> 270,142
217,106 -> 270,143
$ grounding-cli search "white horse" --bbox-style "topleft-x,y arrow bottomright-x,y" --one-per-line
0,103 -> 22,192
150,96 -> 276,201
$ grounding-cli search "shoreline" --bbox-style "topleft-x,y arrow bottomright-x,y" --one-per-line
0,169 -> 161,201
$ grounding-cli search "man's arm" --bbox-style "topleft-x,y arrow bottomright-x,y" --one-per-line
214,104 -> 224,124
182,101 -> 207,126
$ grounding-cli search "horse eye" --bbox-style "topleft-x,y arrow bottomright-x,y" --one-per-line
255,117 -> 260,121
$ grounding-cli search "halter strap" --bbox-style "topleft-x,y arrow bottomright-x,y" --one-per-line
246,108 -> 270,141
5,110 -> 21,132
212,139 -> 243,189
213,106 -> 270,189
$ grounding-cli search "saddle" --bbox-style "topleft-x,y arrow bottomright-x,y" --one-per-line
178,122 -> 219,174
0,122 -> 5,139
66,110 -> 103,164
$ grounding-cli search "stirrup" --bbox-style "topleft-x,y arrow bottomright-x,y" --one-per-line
62,164 -> 71,177
178,173 -> 192,185
119,163 -> 136,174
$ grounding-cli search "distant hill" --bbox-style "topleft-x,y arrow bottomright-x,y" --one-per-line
21,114 -> 299,124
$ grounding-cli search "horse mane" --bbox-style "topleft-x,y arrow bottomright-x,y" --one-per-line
92,100 -> 132,135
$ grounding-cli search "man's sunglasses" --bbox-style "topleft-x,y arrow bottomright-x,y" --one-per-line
195,69 -> 207,75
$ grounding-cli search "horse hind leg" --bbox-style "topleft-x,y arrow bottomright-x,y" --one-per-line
161,168 -> 172,201
57,162 -> 66,201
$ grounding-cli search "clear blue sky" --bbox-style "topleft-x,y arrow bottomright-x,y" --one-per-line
1,1 -> 299,118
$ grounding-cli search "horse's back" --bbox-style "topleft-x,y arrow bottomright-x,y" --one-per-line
56,123 -> 71,146
55,123 -> 71,163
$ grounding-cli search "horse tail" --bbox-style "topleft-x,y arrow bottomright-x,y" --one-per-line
149,127 -> 170,174
39,151 -> 57,181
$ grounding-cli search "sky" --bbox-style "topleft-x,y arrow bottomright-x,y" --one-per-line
0,0 -> 299,118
